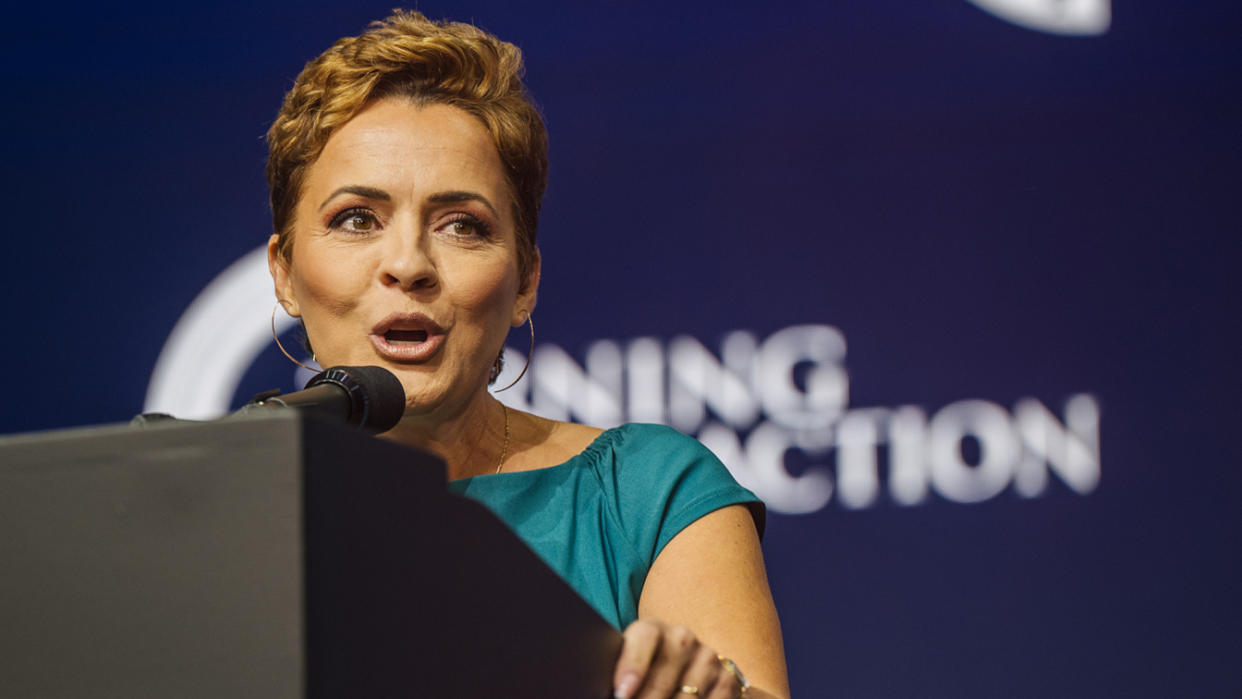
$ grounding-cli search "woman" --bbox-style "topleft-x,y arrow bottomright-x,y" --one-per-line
266,11 -> 788,699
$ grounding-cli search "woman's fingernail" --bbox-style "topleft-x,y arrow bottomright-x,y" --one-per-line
613,671 -> 640,699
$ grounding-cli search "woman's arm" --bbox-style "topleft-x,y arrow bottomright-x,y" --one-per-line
612,504 -> 790,699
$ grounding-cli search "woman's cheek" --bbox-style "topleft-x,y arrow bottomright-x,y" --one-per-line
294,252 -> 369,316
460,261 -> 521,310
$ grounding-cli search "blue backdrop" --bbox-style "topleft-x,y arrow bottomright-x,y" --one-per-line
3,1 -> 1239,695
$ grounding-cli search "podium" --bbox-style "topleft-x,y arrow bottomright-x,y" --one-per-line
0,411 -> 622,698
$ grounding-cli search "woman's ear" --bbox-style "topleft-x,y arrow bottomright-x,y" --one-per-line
267,234 -> 300,317
513,248 -> 540,326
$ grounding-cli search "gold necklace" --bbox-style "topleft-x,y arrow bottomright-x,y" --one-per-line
495,403 -> 510,474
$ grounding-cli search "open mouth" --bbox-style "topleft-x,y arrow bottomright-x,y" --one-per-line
384,328 -> 429,344
370,313 -> 445,362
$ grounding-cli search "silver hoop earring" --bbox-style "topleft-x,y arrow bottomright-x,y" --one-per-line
494,313 -> 534,392
271,302 -> 318,373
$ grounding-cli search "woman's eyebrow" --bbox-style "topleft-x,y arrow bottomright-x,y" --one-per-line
318,185 -> 390,211
427,190 -> 499,218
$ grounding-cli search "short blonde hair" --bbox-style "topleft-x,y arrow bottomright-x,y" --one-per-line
265,10 -> 547,284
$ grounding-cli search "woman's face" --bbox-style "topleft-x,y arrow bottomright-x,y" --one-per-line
269,98 -> 538,418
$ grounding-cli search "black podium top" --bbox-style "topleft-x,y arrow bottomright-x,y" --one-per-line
0,411 -> 621,698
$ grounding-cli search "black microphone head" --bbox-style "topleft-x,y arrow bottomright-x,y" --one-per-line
304,365 -> 406,433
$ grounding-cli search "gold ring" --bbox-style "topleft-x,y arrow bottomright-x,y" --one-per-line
679,685 -> 700,695
717,655 -> 751,697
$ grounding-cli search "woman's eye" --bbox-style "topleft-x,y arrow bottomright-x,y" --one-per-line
442,215 -> 491,240
328,208 -> 379,233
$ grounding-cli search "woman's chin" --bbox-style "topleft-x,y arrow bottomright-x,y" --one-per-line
396,382 -> 465,417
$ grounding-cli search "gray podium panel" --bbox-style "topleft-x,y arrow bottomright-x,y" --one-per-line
0,411 -> 621,698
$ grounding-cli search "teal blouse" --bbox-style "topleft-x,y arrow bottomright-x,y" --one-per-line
447,423 -> 764,630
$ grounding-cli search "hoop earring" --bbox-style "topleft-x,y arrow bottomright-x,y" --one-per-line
494,313 -> 534,392
272,302 -> 319,373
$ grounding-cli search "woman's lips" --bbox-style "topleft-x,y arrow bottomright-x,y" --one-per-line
370,313 -> 446,362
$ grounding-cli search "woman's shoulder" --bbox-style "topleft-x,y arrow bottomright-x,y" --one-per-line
567,423 -> 734,492
508,414 -> 736,489
517,417 -> 604,468
534,420 -> 713,463
513,415 -> 693,463
600,423 -> 721,461
503,413 -> 604,474
580,423 -> 765,555
522,418 -> 765,547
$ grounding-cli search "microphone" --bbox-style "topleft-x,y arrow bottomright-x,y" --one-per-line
248,365 -> 406,433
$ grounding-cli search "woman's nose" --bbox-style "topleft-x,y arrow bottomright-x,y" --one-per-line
379,224 -> 438,291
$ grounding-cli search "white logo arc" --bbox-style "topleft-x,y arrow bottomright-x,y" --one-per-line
965,0 -> 1110,36
144,245 -> 292,419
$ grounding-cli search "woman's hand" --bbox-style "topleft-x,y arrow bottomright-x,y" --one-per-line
613,618 -> 747,699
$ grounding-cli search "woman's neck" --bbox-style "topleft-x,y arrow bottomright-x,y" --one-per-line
379,392 -> 508,481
